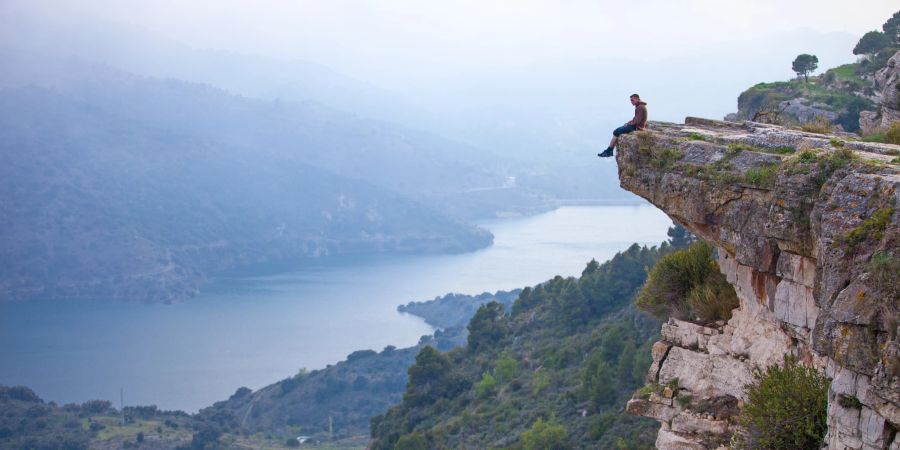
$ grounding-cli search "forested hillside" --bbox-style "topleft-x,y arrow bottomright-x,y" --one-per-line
370,239 -> 689,449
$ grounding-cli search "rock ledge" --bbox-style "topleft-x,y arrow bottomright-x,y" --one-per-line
618,118 -> 899,449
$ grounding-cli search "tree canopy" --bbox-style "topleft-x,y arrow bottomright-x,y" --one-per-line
882,10 -> 900,45
853,31 -> 891,56
467,301 -> 509,352
792,54 -> 818,82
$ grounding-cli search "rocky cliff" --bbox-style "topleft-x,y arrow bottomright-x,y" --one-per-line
861,50 -> 900,134
618,117 -> 899,449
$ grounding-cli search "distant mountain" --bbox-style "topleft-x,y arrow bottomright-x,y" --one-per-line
0,50 -> 554,216
0,82 -> 496,302
0,5 -> 636,203
0,3 -> 422,126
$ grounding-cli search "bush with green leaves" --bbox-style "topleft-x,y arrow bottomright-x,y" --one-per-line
403,346 -> 468,407
475,372 -> 498,399
744,164 -> 778,188
494,352 -> 519,383
635,241 -> 738,324
734,357 -> 828,450
467,301 -> 509,352
520,416 -> 569,450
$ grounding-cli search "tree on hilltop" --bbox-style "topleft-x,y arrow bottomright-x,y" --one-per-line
792,54 -> 818,83
853,31 -> 890,56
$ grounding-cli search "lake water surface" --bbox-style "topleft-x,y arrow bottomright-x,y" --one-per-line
0,205 -> 671,412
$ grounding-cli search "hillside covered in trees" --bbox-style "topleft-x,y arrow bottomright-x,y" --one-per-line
370,234 -> 694,449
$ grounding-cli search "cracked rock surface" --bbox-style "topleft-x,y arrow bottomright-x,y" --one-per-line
618,117 -> 899,449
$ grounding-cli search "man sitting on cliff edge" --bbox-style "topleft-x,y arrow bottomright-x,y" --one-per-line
599,94 -> 647,157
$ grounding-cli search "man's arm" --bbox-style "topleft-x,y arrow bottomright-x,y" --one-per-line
626,107 -> 640,126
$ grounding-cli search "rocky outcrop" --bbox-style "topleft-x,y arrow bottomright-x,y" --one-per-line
861,50 -> 900,134
779,98 -> 840,123
619,117 -> 899,449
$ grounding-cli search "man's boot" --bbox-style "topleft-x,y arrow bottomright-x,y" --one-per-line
598,148 -> 614,158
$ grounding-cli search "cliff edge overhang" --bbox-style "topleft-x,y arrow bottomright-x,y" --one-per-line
617,117 -> 899,449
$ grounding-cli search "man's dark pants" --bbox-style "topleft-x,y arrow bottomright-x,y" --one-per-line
613,124 -> 638,137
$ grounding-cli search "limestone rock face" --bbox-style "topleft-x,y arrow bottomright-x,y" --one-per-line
779,97 -> 840,123
618,117 -> 899,449
861,50 -> 900,134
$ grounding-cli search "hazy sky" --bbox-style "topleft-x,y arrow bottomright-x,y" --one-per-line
16,0 -> 899,86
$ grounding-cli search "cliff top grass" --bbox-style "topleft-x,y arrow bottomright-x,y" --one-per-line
828,64 -> 863,82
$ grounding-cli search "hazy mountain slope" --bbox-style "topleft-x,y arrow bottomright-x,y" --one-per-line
0,54 -> 552,218
0,3 -> 422,126
0,86 -> 492,302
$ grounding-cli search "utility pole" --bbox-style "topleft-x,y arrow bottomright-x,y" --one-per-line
329,415 -> 333,440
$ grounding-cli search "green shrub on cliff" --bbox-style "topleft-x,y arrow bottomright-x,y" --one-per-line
735,357 -> 828,450
744,164 -> 778,188
844,207 -> 894,249
635,241 -> 738,324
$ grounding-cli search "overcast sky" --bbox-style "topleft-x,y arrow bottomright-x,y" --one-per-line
8,0 -> 895,87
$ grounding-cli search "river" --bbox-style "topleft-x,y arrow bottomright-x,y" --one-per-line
0,205 -> 671,412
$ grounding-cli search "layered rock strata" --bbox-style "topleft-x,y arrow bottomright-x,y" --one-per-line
619,117 -> 899,449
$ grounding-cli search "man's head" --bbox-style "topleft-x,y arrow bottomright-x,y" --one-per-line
630,94 -> 641,105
